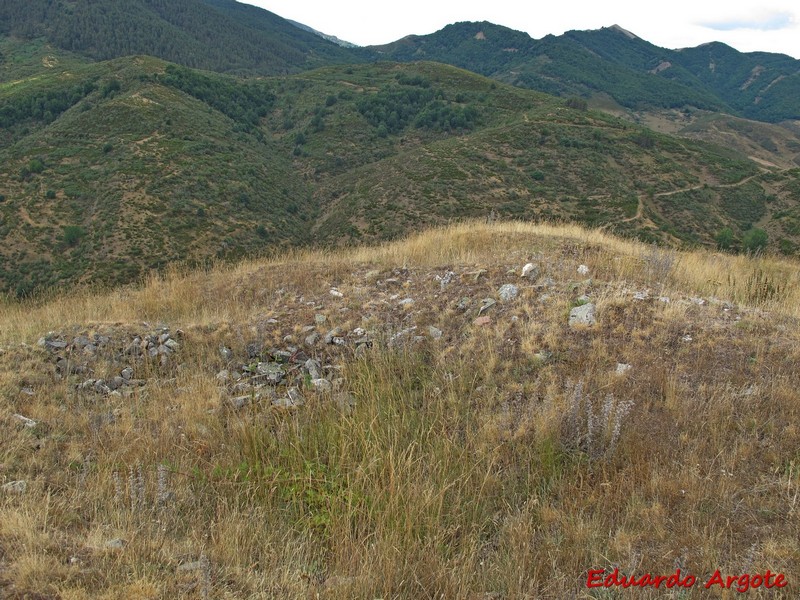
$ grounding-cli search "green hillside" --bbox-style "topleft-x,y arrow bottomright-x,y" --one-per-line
0,0 -> 364,75
375,22 -> 800,123
2,53 -> 800,296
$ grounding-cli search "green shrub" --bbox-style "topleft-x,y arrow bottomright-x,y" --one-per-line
715,227 -> 734,251
63,225 -> 86,247
742,228 -> 768,253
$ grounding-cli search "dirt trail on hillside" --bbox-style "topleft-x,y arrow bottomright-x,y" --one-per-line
613,169 -> 769,227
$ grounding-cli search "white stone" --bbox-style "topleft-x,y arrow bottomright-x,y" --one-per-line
615,363 -> 632,375
2,480 -> 27,494
569,303 -> 596,326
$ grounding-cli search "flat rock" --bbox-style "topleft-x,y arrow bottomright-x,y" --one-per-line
2,480 -> 27,494
569,303 -> 596,327
473,316 -> 492,326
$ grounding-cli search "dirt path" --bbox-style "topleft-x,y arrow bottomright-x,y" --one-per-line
611,169 -> 768,227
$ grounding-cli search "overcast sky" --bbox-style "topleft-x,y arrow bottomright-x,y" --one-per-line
244,1 -> 800,58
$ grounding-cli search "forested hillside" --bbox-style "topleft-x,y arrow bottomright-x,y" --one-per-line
0,0 -> 364,75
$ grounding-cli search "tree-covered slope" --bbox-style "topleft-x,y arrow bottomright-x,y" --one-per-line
0,0 -> 364,75
374,22 -> 800,123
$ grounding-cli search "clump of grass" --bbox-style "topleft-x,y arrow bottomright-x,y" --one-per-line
563,380 -> 635,461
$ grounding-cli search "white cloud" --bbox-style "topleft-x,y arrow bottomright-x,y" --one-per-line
700,10 -> 795,31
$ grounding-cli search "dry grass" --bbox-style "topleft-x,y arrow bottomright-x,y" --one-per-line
1,220 -> 799,598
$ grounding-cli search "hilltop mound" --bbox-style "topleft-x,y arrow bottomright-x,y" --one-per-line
1,222 -> 798,597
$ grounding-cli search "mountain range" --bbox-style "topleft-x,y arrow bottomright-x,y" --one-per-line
1,0 -> 800,295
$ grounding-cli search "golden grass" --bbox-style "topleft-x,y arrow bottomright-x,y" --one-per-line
1,220 -> 799,598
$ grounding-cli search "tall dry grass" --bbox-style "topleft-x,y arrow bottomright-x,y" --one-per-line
1,220 -> 798,598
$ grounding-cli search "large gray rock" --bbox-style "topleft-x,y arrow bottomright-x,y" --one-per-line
256,362 -> 284,384
498,284 -> 519,301
304,359 -> 322,380
569,303 -> 596,327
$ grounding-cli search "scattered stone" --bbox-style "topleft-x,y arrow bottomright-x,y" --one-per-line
398,298 -> 415,306
498,284 -> 519,301
690,297 -> 706,306
311,378 -> 333,393
329,288 -> 344,298
658,297 -> 670,303
121,367 -> 134,381
266,318 -> 278,325
108,376 -> 125,391
616,363 -> 632,375
177,560 -> 204,572
45,339 -> 68,351
324,328 -> 342,345
389,326 -> 417,346
456,297 -> 471,311
577,264 -> 590,275
305,359 -> 322,380
164,339 -> 180,352
473,316 -> 492,326
577,294 -> 590,304
428,326 -> 443,340
633,291 -> 648,301
470,269 -> 487,281
230,396 -> 250,410
479,298 -> 496,315
72,335 -> 91,349
219,346 -> 233,361
435,271 -> 456,289
104,538 -> 126,550
333,391 -> 356,412
255,362 -> 284,384
681,335 -> 693,342
569,303 -> 596,327
305,332 -> 320,346
20,386 -> 34,396
273,388 -> 304,409
315,314 -> 327,325
216,369 -> 230,382
271,350 -> 292,363
521,263 -> 539,280
2,480 -> 27,494
13,414 -> 38,428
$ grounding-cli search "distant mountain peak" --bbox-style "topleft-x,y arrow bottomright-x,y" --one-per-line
607,24 -> 638,39
287,19 -> 359,48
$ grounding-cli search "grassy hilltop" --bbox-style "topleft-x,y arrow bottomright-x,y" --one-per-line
1,221 -> 798,598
